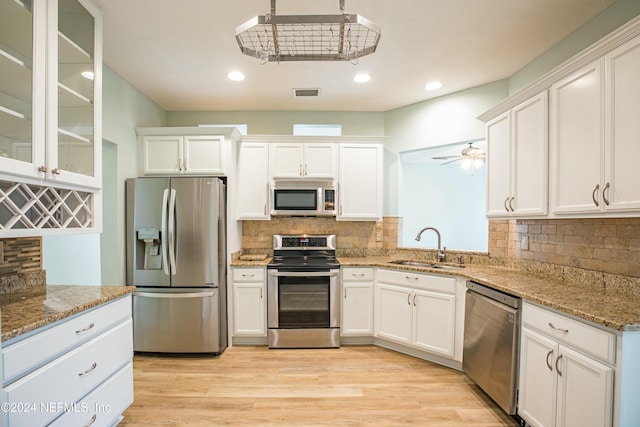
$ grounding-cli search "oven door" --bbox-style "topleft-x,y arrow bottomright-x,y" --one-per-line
267,269 -> 340,329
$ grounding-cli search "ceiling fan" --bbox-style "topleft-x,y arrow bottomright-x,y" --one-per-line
432,142 -> 486,168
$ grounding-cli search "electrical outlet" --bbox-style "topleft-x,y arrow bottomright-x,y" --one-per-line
376,233 -> 382,242
520,235 -> 529,250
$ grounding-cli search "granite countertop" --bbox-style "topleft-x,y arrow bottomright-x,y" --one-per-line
0,285 -> 135,342
339,257 -> 640,332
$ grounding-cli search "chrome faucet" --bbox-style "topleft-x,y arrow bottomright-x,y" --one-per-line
415,227 -> 446,262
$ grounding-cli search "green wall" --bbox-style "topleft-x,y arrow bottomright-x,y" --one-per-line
167,110 -> 385,136
509,0 -> 640,94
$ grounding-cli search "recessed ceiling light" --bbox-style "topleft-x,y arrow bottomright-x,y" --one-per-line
227,71 -> 245,81
354,73 -> 371,83
425,81 -> 442,91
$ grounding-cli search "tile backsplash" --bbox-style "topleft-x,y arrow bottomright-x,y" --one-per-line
241,217 -> 402,252
489,218 -> 640,278
0,237 -> 46,294
0,237 -> 42,276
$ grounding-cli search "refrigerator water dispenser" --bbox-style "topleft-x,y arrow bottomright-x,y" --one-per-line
137,227 -> 161,269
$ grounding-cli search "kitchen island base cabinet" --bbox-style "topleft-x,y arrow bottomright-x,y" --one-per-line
1,295 -> 134,427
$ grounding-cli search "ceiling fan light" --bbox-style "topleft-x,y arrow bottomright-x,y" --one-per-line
461,158 -> 472,169
473,158 -> 484,168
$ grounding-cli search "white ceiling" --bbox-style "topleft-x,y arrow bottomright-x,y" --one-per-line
93,0 -> 616,112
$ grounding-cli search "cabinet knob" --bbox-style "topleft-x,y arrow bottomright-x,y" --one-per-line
38,165 -> 48,173
52,168 -> 61,175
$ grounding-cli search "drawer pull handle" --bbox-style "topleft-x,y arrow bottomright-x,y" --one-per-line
545,349 -> 554,371
352,273 -> 365,278
603,182 -> 610,206
555,354 -> 563,377
83,414 -> 97,427
79,362 -> 98,377
592,184 -> 600,207
405,276 -> 419,281
76,322 -> 95,334
548,322 -> 569,333
241,274 -> 255,278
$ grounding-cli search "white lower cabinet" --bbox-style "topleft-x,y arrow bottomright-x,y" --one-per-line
341,268 -> 374,336
231,267 -> 267,338
1,295 -> 134,427
518,302 -> 614,427
374,269 -> 457,359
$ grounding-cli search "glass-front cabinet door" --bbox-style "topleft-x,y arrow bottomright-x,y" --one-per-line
49,0 -> 101,188
0,0 -> 45,178
0,0 -> 101,189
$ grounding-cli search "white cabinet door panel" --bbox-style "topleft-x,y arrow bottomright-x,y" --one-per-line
412,289 -> 456,357
604,35 -> 640,212
375,283 -> 412,345
486,112 -> 512,216
556,345 -> 613,427
551,61 -> 603,214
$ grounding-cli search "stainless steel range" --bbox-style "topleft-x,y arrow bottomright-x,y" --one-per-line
267,234 -> 340,348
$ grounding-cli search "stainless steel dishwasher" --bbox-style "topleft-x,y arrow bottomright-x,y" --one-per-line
463,281 -> 521,416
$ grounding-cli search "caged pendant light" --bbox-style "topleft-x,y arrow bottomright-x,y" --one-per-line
235,0 -> 381,64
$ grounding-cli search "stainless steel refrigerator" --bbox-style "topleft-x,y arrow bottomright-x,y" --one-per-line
126,177 -> 227,354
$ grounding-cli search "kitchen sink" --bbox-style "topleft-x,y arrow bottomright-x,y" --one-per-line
387,260 -> 464,270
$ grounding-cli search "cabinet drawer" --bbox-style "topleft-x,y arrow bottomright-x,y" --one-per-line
377,269 -> 456,294
232,268 -> 265,282
48,362 -> 134,427
3,295 -> 132,383
5,319 -> 133,427
342,267 -> 374,281
523,302 -> 616,364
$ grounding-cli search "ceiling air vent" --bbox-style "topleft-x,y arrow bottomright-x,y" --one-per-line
293,88 -> 321,97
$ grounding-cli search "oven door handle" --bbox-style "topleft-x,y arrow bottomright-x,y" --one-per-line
268,271 -> 339,277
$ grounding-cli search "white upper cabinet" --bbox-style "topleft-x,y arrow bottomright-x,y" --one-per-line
269,141 -> 336,180
140,135 -> 224,175
236,141 -> 270,220
603,35 -> 640,212
486,92 -> 548,217
338,142 -> 383,221
0,0 -> 102,189
550,34 -> 640,216
138,127 -> 239,176
550,61 -> 603,215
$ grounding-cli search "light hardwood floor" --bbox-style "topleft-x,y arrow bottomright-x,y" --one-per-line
120,346 -> 518,426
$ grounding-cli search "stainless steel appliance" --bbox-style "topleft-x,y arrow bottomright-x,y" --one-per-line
463,281 -> 521,415
270,181 -> 336,217
126,177 -> 227,354
267,234 -> 340,348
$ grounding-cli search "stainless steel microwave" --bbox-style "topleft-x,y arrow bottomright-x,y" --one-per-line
270,183 -> 336,217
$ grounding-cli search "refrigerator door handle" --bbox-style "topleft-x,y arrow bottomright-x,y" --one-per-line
168,188 -> 177,275
161,188 -> 170,276
134,291 -> 215,299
